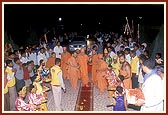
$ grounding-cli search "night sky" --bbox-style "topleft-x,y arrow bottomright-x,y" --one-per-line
4,4 -> 164,45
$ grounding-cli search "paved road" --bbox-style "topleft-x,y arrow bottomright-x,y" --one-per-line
46,79 -> 81,111
46,74 -> 137,111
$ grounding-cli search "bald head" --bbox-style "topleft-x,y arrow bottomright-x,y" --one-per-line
80,48 -> 85,53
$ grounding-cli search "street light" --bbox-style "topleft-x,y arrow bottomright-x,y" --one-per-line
59,17 -> 62,21
99,22 -> 101,25
81,23 -> 83,26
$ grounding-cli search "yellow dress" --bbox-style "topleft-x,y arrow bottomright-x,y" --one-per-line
33,81 -> 48,111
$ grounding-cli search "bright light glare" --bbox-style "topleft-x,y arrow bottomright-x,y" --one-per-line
59,18 -> 62,21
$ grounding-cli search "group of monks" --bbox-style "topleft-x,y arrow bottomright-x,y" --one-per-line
61,47 -> 109,92
44,46 -> 132,94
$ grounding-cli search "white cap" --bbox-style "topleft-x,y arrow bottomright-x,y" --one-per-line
141,43 -> 147,48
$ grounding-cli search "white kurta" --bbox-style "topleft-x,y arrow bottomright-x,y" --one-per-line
141,74 -> 164,111
20,57 -> 30,64
125,54 -> 131,64
37,53 -> 48,65
138,67 -> 144,87
53,46 -> 63,59
29,53 -> 38,65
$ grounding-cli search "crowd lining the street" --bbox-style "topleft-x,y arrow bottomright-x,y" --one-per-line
3,31 -> 165,111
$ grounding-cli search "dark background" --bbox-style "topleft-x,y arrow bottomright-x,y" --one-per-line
4,4 -> 164,46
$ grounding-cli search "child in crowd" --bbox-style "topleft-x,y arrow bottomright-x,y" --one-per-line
15,86 -> 36,111
37,60 -> 50,79
105,65 -> 118,98
33,75 -> 48,111
28,84 -> 42,106
33,75 -> 43,96
27,61 -> 36,82
28,84 -> 48,111
23,63 -> 32,93
38,60 -> 51,84
113,86 -> 127,111
117,75 -> 125,88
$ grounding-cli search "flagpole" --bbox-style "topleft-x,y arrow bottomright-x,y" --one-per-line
132,20 -> 134,38
137,24 -> 140,43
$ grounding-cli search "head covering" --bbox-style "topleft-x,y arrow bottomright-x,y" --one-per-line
98,53 -> 103,59
141,43 -> 147,48
104,48 -> 108,54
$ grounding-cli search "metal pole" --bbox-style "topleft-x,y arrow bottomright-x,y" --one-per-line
137,24 -> 140,43
131,20 -> 134,38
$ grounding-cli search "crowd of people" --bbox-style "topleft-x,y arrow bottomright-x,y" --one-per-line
3,31 -> 165,112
